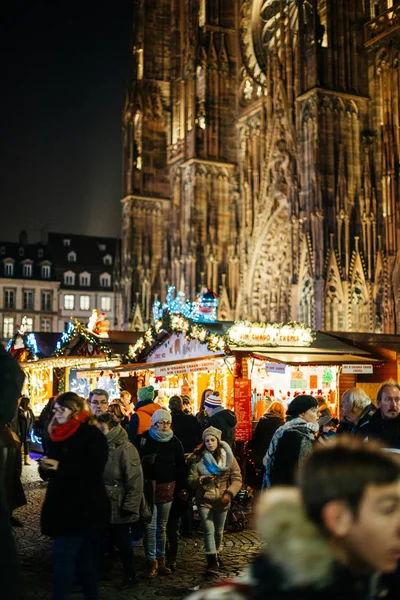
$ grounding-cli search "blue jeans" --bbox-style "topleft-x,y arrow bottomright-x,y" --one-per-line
198,506 -> 228,554
52,535 -> 99,600
144,502 -> 172,559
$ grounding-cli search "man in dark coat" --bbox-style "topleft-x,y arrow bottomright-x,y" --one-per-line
0,346 -> 25,600
169,396 -> 202,454
338,387 -> 375,435
203,394 -> 237,448
362,382 -> 400,449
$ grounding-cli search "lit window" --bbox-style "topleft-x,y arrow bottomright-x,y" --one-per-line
3,317 -> 14,338
79,272 -> 91,287
42,265 -> 51,279
64,295 -> 75,310
41,318 -> 51,332
67,251 -> 77,263
25,317 -> 33,333
23,263 -> 32,277
4,290 -> 15,309
80,295 -> 90,311
103,255 -> 113,266
101,296 -> 111,312
100,273 -> 111,288
4,262 -> 14,276
23,291 -> 34,310
63,239 -> 71,247
64,271 -> 75,286
41,291 -> 52,312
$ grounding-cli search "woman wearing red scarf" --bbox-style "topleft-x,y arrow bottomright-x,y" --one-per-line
40,392 -> 109,600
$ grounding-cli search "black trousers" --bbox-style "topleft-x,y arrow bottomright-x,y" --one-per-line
23,441 -> 30,456
110,524 -> 135,578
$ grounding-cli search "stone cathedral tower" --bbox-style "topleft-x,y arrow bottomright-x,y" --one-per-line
120,0 -> 400,334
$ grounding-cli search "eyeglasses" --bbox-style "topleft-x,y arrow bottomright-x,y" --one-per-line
156,421 -> 171,426
53,406 -> 67,414
91,400 -> 108,406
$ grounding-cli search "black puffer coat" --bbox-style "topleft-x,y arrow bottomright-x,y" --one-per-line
251,413 -> 285,470
40,420 -> 110,537
207,408 -> 237,448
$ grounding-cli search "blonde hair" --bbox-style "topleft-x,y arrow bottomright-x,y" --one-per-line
268,401 -> 286,420
120,390 -> 132,401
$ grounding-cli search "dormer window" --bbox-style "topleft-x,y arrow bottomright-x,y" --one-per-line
0,246 -> 5,255
42,265 -> 51,279
38,248 -> 44,258
23,263 -> 32,277
98,243 -> 106,251
64,271 -> 75,286
103,254 -> 113,266
19,247 -> 24,257
67,251 -> 77,263
79,271 -> 91,287
4,261 -> 14,276
63,239 -> 71,247
100,272 -> 111,288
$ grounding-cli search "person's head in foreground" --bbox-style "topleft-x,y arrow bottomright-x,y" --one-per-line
299,435 -> 400,574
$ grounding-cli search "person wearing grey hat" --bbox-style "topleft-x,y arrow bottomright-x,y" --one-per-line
263,395 -> 319,488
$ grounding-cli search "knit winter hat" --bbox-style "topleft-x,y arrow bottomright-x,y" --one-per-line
151,409 -> 172,425
287,395 -> 318,417
137,385 -> 155,403
204,393 -> 222,409
202,426 -> 222,441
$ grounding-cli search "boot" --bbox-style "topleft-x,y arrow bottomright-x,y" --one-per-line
24,454 -> 31,466
157,556 -> 171,576
145,559 -> 158,579
205,553 -> 219,575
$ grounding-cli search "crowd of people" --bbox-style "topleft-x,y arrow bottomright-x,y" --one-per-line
2,360 -> 400,600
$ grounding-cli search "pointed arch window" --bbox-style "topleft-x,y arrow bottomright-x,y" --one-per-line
133,112 -> 142,170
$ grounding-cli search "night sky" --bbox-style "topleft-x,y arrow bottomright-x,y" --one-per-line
0,0 -> 134,243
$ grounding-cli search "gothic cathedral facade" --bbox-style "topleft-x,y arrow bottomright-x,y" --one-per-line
120,0 -> 400,334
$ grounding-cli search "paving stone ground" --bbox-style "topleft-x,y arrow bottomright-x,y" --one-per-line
13,457 -> 261,599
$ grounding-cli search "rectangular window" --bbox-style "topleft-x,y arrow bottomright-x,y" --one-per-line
23,264 -> 32,277
41,318 -> 51,332
42,265 -> 51,279
3,317 -> 14,338
64,274 -> 75,286
100,276 -> 111,288
80,275 -> 90,287
100,296 -> 111,312
4,263 -> 14,276
4,290 -> 15,309
23,291 -> 34,310
41,291 -> 52,312
25,317 -> 33,332
80,295 -> 90,311
64,295 -> 75,310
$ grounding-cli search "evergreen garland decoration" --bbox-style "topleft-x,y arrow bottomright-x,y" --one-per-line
53,320 -> 113,360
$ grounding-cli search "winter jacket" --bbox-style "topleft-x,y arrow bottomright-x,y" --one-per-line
171,410 -> 202,454
128,399 -> 162,443
0,425 -> 26,513
207,407 -> 237,447
17,407 -> 35,442
40,420 -> 110,537
103,425 -> 143,524
337,403 -> 376,436
35,400 -> 56,454
264,417 -> 318,488
361,410 -> 400,450
139,430 -> 187,490
186,497 -> 385,600
188,441 -> 242,509
251,413 -> 285,470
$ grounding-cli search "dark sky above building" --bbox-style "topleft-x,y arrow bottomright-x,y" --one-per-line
0,0 -> 133,243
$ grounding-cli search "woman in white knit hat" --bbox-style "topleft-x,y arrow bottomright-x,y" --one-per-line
139,409 -> 187,578
188,426 -> 242,575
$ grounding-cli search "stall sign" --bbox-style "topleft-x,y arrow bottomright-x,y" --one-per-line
154,358 -> 224,377
290,379 -> 308,389
342,364 -> 373,374
234,378 -> 252,441
227,322 -> 314,347
265,362 -> 286,374
147,333 -> 220,363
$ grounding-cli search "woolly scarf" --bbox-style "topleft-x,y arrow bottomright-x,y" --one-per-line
49,410 -> 90,442
106,424 -> 122,446
263,417 -> 319,489
202,441 -> 233,476
149,425 -> 173,442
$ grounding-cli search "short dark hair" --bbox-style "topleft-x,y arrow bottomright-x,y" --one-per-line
89,389 -> 109,402
97,413 -> 119,429
299,436 -> 400,527
376,380 -> 400,405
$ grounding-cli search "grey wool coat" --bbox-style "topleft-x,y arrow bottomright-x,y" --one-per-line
103,425 -> 143,524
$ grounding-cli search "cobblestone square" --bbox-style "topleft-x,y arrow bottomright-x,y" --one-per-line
13,460 -> 260,600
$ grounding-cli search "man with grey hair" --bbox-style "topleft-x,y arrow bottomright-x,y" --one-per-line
362,381 -> 400,450
338,387 -> 375,435
88,388 -> 109,417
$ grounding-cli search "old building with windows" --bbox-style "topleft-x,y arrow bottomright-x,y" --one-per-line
120,0 -> 400,334
47,233 -> 118,332
0,232 -> 59,340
